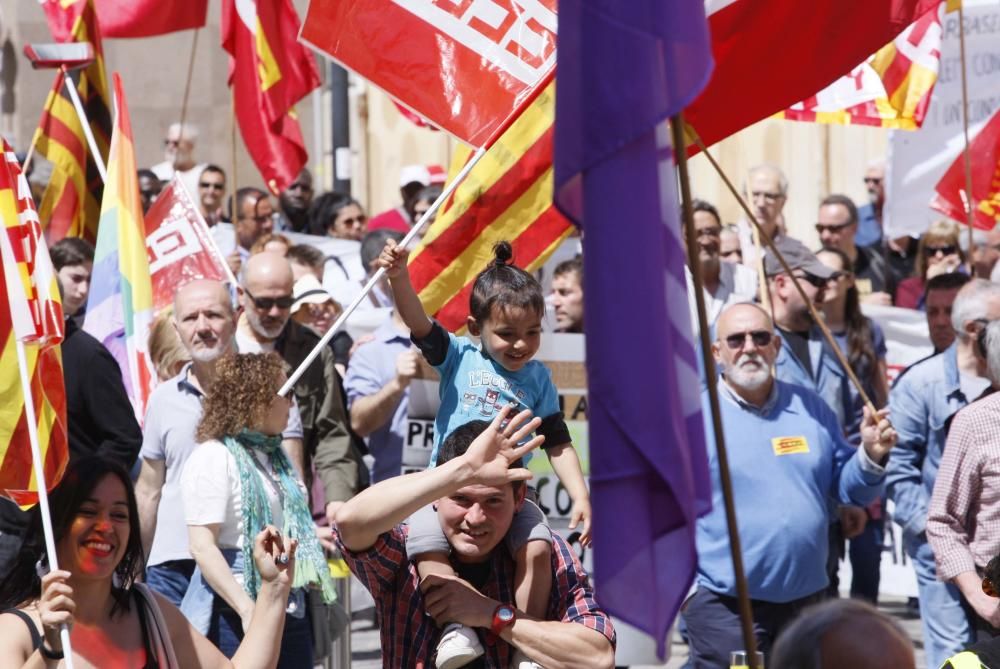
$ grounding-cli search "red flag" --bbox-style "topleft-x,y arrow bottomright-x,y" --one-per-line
92,0 -> 208,38
931,107 -> 1000,230
222,0 -> 321,195
300,0 -> 556,148
0,141 -> 68,506
688,0 -> 941,149
144,177 -> 228,313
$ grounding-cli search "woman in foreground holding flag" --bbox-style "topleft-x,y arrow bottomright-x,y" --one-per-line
0,456 -> 295,668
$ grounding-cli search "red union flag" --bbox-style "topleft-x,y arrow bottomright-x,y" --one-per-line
300,0 -> 556,148
931,106 -> 1000,230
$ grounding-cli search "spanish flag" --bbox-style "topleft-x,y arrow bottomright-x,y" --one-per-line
35,0 -> 112,243
222,0 -> 320,195
0,141 -> 68,507
408,82 -> 572,332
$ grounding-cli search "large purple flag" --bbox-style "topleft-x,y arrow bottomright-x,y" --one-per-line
554,0 -> 714,656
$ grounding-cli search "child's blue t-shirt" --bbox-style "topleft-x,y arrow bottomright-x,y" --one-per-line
413,321 -> 568,466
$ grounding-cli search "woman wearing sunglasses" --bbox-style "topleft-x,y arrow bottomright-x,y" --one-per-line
895,220 -> 967,309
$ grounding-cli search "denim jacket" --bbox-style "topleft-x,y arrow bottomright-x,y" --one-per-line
887,344 -> 970,541
774,326 -> 851,429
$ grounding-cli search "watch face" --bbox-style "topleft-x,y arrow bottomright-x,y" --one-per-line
498,606 -> 515,622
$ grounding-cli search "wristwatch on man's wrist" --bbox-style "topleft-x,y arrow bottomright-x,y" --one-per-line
488,604 -> 516,642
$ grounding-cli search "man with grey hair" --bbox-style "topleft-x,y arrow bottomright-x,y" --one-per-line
769,599 -> 914,669
738,163 -> 789,267
928,319 -> 1000,641
151,121 -> 207,199
136,278 -> 304,607
683,302 -> 895,667
888,278 -> 1000,668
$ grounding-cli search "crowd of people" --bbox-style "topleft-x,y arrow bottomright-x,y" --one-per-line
0,120 -> 998,669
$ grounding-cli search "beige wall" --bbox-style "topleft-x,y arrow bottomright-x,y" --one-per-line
1,0 -> 888,225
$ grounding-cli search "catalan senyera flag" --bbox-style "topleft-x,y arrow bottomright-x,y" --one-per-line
931,105 -> 1000,230
408,82 -> 572,333
36,0 -> 112,243
0,141 -> 68,507
83,73 -> 156,421
778,4 -> 943,130
222,0 -> 321,195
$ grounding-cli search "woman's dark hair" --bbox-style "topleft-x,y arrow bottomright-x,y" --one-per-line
0,457 -> 144,617
307,191 -> 363,237
49,238 -> 95,270
469,242 -> 545,324
818,247 -> 878,390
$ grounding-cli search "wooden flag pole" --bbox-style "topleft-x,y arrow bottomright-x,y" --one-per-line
230,89 -> 239,250
957,3 -> 976,261
278,145 -> 487,396
687,126 -> 878,415
61,66 -> 106,183
672,114 -> 759,667
175,29 -> 200,172
13,342 -> 75,669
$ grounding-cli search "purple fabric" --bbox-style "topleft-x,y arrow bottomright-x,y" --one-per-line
553,0 -> 714,657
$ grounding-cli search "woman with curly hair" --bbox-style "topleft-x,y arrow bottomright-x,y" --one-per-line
0,456 -> 296,668
181,353 -> 334,667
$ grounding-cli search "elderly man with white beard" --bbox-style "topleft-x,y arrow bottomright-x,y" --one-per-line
681,302 -> 898,669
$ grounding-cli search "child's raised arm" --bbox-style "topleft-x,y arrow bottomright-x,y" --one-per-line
376,239 -> 433,339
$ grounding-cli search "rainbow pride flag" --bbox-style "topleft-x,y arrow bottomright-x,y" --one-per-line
83,73 -> 155,420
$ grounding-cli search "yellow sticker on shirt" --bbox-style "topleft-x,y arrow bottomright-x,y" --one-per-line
772,436 -> 809,456
855,278 -> 873,296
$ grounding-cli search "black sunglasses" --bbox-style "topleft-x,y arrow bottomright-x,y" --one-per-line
244,288 -> 294,310
723,330 -> 773,350
792,272 -> 828,289
926,245 -> 957,257
199,182 -> 225,191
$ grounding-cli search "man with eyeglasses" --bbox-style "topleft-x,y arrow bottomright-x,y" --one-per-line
197,165 -> 228,226
856,161 -> 885,248
816,194 -> 894,305
764,237 -> 851,428
888,279 -> 1000,669
229,186 -> 276,262
682,302 -> 895,667
736,164 -> 789,268
151,122 -> 207,200
236,252 -> 363,521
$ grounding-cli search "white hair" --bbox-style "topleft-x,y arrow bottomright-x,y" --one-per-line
986,320 -> 1000,386
167,122 -> 199,142
747,163 -> 789,196
952,279 -> 1000,338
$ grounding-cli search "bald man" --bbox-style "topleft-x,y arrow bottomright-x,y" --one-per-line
136,279 -> 304,607
682,303 -> 896,668
237,253 -> 363,518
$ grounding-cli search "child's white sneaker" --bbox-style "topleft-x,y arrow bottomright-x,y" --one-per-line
435,623 -> 484,669
512,648 -> 544,668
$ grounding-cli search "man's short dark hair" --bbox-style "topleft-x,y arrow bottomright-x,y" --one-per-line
201,164 -> 226,181
692,199 -> 721,225
228,186 -> 267,220
438,420 -> 524,491
925,271 -> 971,296
137,168 -> 159,182
50,237 -> 95,270
820,194 -> 859,226
286,243 -> 325,270
554,256 -> 582,282
361,229 -> 405,274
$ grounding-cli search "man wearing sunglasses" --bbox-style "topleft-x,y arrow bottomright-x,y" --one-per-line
682,302 -> 895,667
764,237 -> 851,428
197,165 -> 228,227
237,252 -> 364,520
816,194 -> 894,306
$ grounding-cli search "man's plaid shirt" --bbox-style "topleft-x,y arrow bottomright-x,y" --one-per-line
332,524 -> 616,668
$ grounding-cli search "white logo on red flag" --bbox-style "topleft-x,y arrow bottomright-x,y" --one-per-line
390,0 -> 556,85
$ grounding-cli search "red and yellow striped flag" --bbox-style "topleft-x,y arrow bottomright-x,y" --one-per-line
409,82 -> 572,332
34,0 -> 112,243
777,4 -> 943,130
0,141 -> 68,507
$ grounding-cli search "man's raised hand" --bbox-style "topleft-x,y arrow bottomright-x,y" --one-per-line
861,406 -> 896,464
464,404 -> 544,486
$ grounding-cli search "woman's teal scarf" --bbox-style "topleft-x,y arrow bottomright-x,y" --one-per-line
222,429 -> 335,603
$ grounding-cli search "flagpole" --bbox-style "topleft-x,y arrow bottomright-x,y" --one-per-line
278,145 -> 486,396
230,89 -> 239,250
175,29 -> 200,171
957,3 -> 976,263
672,115 -> 760,666
60,66 -> 107,183
13,341 -> 76,669
687,127 -> 879,415
750,205 -> 772,317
